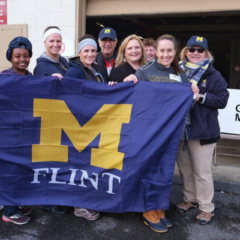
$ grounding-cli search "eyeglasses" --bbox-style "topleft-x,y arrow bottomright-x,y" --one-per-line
188,48 -> 205,53
101,39 -> 115,44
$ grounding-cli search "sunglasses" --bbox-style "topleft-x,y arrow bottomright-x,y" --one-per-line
188,48 -> 205,53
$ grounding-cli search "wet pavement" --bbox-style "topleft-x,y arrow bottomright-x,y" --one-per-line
0,175 -> 240,240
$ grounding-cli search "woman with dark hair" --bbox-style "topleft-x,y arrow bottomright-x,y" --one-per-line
135,34 -> 199,233
109,34 -> 146,83
65,34 -> 106,82
176,36 -> 229,225
1,36 -> 33,225
34,26 -> 69,79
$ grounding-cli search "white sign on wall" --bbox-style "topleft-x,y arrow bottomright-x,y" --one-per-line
60,39 -> 75,57
218,89 -> 240,135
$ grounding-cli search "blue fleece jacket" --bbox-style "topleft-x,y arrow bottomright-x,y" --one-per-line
34,53 -> 69,76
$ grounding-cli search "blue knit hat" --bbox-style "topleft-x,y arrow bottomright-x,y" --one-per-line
6,36 -> 33,61
187,36 -> 208,50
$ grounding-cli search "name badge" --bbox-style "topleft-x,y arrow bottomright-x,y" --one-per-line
169,74 -> 181,82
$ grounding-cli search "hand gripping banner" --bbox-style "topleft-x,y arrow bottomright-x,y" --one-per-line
0,75 -> 193,212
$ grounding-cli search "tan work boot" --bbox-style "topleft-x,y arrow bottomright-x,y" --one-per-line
143,210 -> 168,233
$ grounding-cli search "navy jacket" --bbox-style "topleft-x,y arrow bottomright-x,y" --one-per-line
65,57 -> 104,82
189,64 -> 229,144
34,55 -> 69,76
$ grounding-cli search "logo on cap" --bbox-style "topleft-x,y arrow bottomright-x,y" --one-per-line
105,29 -> 111,34
196,37 -> 203,42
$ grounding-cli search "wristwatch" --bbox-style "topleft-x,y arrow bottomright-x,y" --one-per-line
198,94 -> 205,104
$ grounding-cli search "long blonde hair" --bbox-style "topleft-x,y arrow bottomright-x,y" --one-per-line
115,35 -> 147,68
179,46 -> 214,62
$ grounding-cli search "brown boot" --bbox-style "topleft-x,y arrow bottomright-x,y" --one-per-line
143,210 -> 168,233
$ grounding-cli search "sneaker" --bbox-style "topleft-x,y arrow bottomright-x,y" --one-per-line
0,206 -> 3,211
2,211 -> 31,225
74,208 -> 100,221
143,210 -> 168,233
196,211 -> 214,225
42,205 -> 66,216
19,206 -> 32,216
156,209 -> 172,228
176,202 -> 199,213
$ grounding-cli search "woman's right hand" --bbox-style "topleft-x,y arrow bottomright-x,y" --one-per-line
52,73 -> 63,80
123,74 -> 138,84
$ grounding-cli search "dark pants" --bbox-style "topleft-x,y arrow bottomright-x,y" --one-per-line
3,206 -> 19,216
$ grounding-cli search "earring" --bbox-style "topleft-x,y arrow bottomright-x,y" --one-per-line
123,56 -> 126,62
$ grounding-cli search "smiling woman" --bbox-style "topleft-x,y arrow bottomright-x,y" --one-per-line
0,36 -> 33,225
65,34 -> 106,82
109,34 -> 146,82
34,26 -> 69,79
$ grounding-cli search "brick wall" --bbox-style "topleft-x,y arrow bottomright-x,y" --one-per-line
7,0 -> 76,72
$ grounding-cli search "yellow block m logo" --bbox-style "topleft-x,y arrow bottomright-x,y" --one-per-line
105,29 -> 110,33
32,99 -> 132,171
196,37 -> 203,42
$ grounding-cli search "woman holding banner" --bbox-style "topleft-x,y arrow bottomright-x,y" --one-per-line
109,34 -> 146,83
34,26 -> 68,216
135,34 -> 199,233
176,36 -> 229,225
1,36 -> 33,225
34,26 -> 69,79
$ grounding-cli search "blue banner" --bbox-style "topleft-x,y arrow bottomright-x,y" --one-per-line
0,75 -> 192,212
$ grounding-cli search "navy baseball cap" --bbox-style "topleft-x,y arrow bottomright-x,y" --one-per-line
187,36 -> 208,50
98,27 -> 117,40
6,36 -> 33,61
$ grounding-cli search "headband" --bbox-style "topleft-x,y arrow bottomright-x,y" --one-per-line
78,39 -> 97,53
43,29 -> 62,42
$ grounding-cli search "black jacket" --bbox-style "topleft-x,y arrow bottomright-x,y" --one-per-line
109,62 -> 136,82
96,51 -> 117,82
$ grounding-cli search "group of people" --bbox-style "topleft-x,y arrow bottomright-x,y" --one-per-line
0,26 -> 229,234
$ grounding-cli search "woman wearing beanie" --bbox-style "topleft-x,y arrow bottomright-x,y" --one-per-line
135,34 -> 199,233
34,26 -> 69,79
65,34 -> 106,82
1,36 -> 33,225
176,36 -> 229,225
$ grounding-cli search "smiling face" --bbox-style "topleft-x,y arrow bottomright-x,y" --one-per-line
156,39 -> 176,67
44,33 -> 62,60
124,39 -> 142,65
11,48 -> 30,75
186,45 -> 206,64
79,45 -> 97,69
98,37 -> 117,58
145,45 -> 155,62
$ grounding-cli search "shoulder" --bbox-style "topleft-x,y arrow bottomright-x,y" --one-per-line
138,59 -> 156,71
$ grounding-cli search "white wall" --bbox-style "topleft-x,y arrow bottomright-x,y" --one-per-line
7,0 -> 76,72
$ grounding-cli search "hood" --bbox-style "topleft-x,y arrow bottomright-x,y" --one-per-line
36,52 -> 60,64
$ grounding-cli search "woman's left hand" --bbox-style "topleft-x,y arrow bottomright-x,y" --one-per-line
191,83 -> 199,95
52,73 -> 64,80
108,81 -> 118,86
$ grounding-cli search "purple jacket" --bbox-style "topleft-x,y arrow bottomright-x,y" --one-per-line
1,68 -> 32,75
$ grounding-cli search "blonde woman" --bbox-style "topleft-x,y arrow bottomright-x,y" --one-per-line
109,34 -> 146,83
